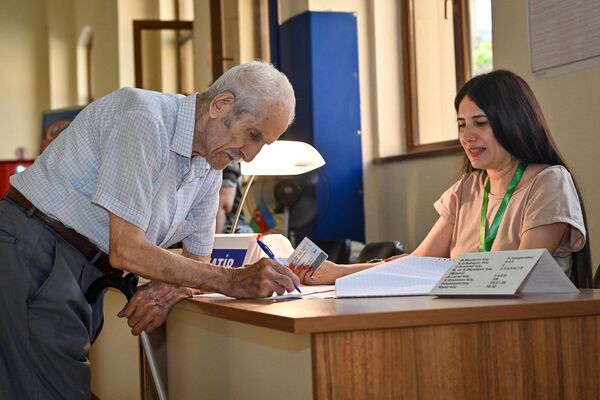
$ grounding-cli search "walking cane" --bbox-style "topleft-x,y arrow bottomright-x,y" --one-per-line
86,273 -> 169,400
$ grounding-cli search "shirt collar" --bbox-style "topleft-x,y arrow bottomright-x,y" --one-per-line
171,93 -> 198,158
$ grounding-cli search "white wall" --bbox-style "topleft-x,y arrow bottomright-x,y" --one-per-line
279,0 -> 600,272
1,0 -> 598,270
74,0 -> 120,100
493,0 -> 600,269
0,0 -> 50,159
194,0 -> 213,91
372,0 -> 600,270
47,0 -> 78,110
117,0 -> 160,89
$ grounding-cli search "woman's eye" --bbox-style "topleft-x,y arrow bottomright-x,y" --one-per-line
475,120 -> 488,126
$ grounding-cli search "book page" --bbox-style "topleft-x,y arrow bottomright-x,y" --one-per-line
335,256 -> 451,298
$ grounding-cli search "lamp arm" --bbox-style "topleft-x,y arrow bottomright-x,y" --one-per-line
229,174 -> 256,234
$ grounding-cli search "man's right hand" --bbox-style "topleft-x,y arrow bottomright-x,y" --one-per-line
223,258 -> 301,298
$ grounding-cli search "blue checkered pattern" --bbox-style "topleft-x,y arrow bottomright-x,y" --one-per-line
11,87 -> 221,256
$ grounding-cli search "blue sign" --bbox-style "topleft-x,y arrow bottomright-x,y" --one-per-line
211,249 -> 248,268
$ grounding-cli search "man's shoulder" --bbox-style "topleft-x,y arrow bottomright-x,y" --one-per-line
103,88 -> 183,113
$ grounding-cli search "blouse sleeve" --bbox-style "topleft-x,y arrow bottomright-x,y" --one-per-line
522,166 -> 586,255
433,176 -> 466,225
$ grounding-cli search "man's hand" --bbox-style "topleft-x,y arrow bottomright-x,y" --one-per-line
117,281 -> 196,336
224,258 -> 301,298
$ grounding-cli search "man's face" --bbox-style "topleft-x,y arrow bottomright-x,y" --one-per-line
202,93 -> 290,170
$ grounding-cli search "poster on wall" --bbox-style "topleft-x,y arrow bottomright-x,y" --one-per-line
40,106 -> 85,154
529,0 -> 600,78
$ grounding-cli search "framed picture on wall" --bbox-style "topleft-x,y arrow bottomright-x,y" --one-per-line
40,105 -> 85,153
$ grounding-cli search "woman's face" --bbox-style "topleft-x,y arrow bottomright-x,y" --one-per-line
457,96 -> 513,171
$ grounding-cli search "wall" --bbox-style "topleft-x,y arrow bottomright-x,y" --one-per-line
0,0 -> 597,268
493,0 -> 600,269
73,0 -> 120,100
47,0 -> 78,109
373,0 -> 600,270
117,0 -> 160,89
0,0 -> 50,159
280,0 -> 600,272
194,0 -> 213,91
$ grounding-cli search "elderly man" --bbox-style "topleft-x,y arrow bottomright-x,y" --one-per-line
0,60 -> 299,399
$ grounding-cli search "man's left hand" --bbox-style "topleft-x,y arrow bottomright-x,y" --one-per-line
117,281 -> 196,335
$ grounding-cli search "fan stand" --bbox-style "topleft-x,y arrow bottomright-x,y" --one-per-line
274,179 -> 302,246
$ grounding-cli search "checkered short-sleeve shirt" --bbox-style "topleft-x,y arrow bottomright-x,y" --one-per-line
11,87 -> 222,256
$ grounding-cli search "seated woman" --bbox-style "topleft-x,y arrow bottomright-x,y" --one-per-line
294,70 -> 590,285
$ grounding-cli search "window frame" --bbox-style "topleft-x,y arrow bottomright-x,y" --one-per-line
374,0 -> 471,165
132,20 -> 194,93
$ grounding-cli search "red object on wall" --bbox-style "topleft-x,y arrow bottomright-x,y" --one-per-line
0,160 -> 34,196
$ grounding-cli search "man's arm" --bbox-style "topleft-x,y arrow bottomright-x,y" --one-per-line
109,213 -> 230,290
109,213 -> 298,294
111,213 -> 300,334
117,248 -> 211,335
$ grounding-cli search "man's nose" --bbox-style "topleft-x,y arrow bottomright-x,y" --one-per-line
243,144 -> 264,162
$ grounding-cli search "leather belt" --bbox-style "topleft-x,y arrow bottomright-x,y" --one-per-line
5,187 -> 122,276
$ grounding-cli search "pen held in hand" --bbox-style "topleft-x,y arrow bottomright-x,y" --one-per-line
256,239 -> 302,294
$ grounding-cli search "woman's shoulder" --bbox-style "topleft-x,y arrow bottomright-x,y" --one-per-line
530,164 -> 573,183
439,170 -> 484,199
458,170 -> 486,188
523,164 -> 577,196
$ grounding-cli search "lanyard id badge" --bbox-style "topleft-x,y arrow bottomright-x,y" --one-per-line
479,162 -> 527,252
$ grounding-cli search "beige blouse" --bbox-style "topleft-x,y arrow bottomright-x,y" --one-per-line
434,165 -> 586,275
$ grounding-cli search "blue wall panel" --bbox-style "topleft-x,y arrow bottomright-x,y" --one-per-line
279,12 -> 365,243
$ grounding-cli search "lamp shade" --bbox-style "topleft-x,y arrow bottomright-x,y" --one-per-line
240,140 -> 325,176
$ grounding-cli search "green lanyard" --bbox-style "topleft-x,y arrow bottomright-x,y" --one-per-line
479,162 -> 527,252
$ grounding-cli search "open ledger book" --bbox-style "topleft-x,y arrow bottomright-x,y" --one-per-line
335,256 -> 452,298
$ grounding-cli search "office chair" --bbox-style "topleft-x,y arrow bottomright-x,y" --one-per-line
357,241 -> 405,263
570,248 -> 593,288
315,239 -> 352,264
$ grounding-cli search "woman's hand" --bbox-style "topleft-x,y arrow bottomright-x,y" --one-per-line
290,260 -> 343,285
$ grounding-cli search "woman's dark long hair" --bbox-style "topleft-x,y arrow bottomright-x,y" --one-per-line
454,70 -> 592,287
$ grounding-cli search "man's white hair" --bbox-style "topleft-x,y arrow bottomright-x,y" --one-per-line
200,60 -> 295,125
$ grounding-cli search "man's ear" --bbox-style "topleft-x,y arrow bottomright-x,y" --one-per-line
209,91 -> 235,118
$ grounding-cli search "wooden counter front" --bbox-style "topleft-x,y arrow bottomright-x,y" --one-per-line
162,290 -> 600,399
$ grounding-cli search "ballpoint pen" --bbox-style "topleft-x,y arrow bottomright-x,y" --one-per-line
256,239 -> 302,294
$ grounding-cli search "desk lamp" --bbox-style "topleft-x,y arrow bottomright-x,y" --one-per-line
229,140 -> 325,234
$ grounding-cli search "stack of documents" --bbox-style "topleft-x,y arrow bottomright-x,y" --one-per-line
335,256 -> 452,298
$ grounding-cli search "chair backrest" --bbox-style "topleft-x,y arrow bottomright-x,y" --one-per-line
357,241 -> 405,263
571,247 -> 593,288
594,264 -> 600,289
314,239 -> 352,264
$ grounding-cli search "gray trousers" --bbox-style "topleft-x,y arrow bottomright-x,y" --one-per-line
0,199 -> 105,399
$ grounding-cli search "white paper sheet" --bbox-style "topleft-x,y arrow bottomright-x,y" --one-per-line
335,256 -> 452,298
192,285 -> 335,300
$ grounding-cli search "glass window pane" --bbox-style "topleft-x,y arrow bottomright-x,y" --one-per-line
413,0 -> 458,145
469,0 -> 493,75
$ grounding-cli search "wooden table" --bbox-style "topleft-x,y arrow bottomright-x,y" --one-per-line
158,290 -> 600,400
